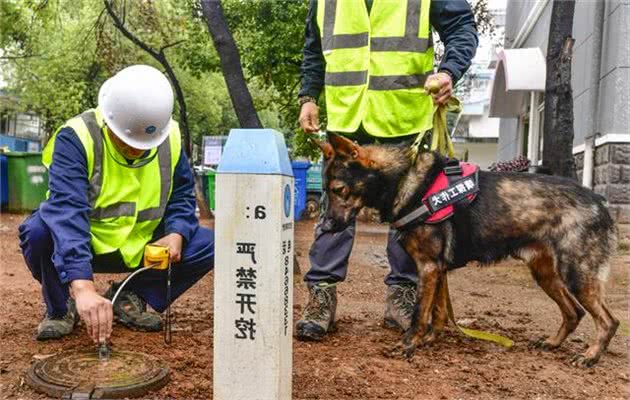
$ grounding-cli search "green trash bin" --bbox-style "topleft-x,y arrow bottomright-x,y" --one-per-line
6,152 -> 48,212
206,169 -> 216,211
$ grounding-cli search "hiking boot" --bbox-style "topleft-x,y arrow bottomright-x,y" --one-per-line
296,283 -> 337,341
383,283 -> 416,332
36,299 -> 79,341
105,282 -> 162,332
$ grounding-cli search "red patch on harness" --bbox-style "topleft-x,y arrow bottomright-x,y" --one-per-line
422,162 -> 479,223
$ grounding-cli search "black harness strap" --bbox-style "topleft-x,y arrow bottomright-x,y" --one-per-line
390,204 -> 431,229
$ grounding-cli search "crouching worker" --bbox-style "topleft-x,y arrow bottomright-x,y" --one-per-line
19,65 -> 214,343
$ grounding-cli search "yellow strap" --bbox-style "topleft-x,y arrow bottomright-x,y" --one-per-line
443,274 -> 514,348
410,96 -> 461,161
431,97 -> 460,157
618,321 -> 630,336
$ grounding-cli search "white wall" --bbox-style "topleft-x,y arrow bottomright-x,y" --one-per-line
454,142 -> 498,170
468,110 -> 501,138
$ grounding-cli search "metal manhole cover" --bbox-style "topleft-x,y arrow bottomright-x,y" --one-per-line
25,350 -> 169,399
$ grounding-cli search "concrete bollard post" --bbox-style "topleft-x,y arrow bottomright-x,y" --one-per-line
214,129 -> 294,400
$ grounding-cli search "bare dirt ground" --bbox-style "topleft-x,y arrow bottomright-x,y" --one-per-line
1,212 -> 629,399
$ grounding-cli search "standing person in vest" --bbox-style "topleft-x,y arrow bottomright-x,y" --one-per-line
296,0 -> 478,340
19,65 -> 214,343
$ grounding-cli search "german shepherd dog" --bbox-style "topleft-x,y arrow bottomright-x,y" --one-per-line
314,134 -> 619,367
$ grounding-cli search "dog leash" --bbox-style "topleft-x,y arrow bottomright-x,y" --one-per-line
409,82 -> 462,163
443,274 -> 514,348
618,321 -> 630,336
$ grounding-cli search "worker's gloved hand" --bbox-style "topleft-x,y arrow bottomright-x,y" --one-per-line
71,280 -> 113,344
298,101 -> 320,134
152,233 -> 183,264
425,72 -> 453,106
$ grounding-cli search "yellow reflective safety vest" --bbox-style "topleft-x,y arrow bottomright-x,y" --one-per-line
42,108 -> 181,268
316,0 -> 435,137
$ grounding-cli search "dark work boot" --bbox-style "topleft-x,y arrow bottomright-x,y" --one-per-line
383,283 -> 416,332
105,282 -> 162,332
36,298 -> 79,341
296,283 -> 337,341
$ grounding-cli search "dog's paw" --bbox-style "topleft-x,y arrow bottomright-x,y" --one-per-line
384,341 -> 405,358
422,329 -> 439,345
529,337 -> 558,351
402,343 -> 417,360
570,353 -> 598,368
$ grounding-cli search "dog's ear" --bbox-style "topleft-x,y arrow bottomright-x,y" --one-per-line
328,134 -> 373,168
311,137 -> 334,160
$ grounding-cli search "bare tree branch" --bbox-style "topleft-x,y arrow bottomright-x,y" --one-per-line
104,0 -> 160,59
0,53 -> 42,60
160,39 -> 186,54
103,0 -> 210,218
103,0 -> 191,158
279,79 -> 301,114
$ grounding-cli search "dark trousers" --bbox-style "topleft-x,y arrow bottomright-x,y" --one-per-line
304,129 -> 418,287
19,212 -> 214,317
304,210 -> 418,287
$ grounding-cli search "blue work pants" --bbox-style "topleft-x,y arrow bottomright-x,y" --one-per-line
19,212 -> 214,317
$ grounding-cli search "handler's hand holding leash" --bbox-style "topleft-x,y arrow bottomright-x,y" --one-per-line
425,72 -> 454,105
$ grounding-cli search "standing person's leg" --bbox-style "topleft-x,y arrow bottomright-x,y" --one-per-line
384,229 -> 418,285
297,186 -> 357,341
383,229 -> 418,331
371,132 -> 420,332
303,216 -> 357,286
19,212 -> 78,340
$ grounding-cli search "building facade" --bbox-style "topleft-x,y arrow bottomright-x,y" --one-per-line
490,0 -> 629,223
0,91 -> 44,151
453,4 -> 505,169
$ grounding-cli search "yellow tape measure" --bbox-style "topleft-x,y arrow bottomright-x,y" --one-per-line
143,244 -> 170,270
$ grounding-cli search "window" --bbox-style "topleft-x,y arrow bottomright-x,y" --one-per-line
520,114 -> 529,158
0,112 -> 15,136
526,92 -> 544,165
536,98 -> 545,164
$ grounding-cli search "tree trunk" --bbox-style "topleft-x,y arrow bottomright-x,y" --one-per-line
195,174 -> 213,219
542,0 -> 577,179
200,0 -> 262,128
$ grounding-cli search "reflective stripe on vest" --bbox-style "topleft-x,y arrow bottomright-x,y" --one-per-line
317,0 -> 435,137
322,0 -> 430,54
79,111 -> 172,222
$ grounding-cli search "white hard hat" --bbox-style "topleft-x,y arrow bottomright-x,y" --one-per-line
98,64 -> 174,150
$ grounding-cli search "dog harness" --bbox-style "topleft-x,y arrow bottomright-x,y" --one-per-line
391,159 -> 480,229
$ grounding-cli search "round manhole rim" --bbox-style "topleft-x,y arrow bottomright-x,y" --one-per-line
25,350 -> 170,399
